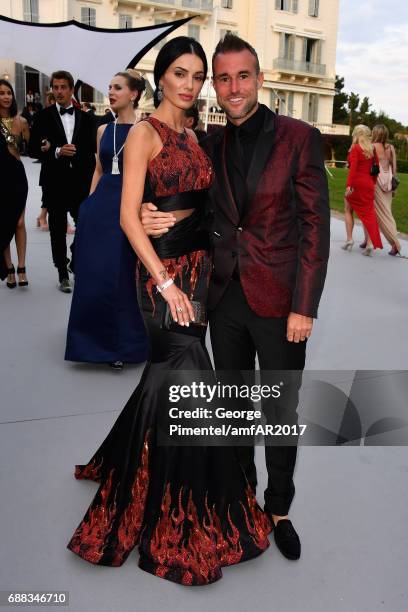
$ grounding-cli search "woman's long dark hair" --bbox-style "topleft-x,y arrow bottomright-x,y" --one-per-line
153,36 -> 208,108
0,79 -> 18,117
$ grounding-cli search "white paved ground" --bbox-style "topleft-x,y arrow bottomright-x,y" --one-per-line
1,158 -> 407,612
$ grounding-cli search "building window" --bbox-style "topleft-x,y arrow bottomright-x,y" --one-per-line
188,24 -> 200,41
81,7 -> 96,27
183,0 -> 213,9
279,33 -> 295,60
271,90 -> 294,117
221,0 -> 233,8
275,0 -> 298,11
302,37 -> 322,65
154,19 -> 167,50
308,0 -> 320,17
302,93 -> 319,122
23,0 -> 39,22
119,14 -> 132,29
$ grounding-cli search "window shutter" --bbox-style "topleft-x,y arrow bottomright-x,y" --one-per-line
278,32 -> 285,58
288,35 -> 295,61
275,0 -> 281,9
302,93 -> 309,120
23,0 -> 39,22
315,0 -> 320,16
302,37 -> 308,61
312,94 -> 319,122
308,0 -> 315,16
188,24 -> 200,41
291,0 -> 298,13
288,92 -> 294,116
23,0 -> 30,21
315,39 -> 322,64
31,0 -> 39,22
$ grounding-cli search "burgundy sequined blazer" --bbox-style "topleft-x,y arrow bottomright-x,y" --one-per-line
202,105 -> 330,318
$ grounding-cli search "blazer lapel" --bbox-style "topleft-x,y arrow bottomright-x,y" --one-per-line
51,104 -> 67,144
211,132 -> 240,226
71,107 -> 82,145
245,108 -> 277,213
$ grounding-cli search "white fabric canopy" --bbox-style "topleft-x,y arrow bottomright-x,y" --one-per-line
0,15 -> 191,93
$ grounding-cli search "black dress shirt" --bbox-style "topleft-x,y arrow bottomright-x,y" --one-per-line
225,104 -> 265,214
225,104 -> 265,279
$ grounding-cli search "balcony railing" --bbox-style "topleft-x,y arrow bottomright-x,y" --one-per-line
273,58 -> 326,77
312,123 -> 350,136
139,0 -> 213,10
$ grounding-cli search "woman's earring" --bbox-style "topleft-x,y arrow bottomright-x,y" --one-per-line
157,85 -> 163,102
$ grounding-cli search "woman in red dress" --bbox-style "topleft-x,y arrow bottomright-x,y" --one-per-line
342,125 -> 383,256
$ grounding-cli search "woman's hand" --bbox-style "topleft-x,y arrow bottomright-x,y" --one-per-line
160,283 -> 195,326
345,186 -> 353,198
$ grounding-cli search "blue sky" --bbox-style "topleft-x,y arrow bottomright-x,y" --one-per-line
336,0 -> 408,125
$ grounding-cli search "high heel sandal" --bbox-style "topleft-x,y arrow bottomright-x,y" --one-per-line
359,241 -> 367,249
389,245 -> 400,257
17,267 -> 29,287
341,240 -> 354,251
362,246 -> 373,257
6,266 -> 17,289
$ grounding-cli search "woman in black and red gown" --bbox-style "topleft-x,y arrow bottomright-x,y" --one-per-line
67,37 -> 271,586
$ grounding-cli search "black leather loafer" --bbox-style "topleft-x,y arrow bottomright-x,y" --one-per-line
271,518 -> 301,560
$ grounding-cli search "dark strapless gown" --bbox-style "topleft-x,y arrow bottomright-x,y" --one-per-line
67,118 -> 271,585
0,134 -> 28,280
65,123 -> 148,364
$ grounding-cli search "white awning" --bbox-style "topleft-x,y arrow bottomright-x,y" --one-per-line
0,14 -> 191,94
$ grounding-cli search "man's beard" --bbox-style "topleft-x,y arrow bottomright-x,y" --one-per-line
220,97 -> 258,122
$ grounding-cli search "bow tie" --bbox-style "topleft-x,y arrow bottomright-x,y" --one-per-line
60,107 -> 74,116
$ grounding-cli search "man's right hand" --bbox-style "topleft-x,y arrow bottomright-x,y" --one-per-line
58,144 -> 76,157
140,202 -> 176,237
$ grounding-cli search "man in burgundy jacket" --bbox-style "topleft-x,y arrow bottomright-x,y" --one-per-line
142,34 -> 330,561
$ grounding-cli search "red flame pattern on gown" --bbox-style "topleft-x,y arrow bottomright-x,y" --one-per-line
68,438 -> 150,565
144,249 -> 208,316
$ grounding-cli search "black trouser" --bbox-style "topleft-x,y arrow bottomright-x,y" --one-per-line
209,279 -> 306,516
43,187 -> 82,279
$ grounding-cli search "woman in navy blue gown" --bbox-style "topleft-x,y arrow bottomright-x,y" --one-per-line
65,70 -> 148,370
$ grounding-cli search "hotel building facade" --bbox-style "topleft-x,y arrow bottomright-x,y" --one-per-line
0,0 -> 348,139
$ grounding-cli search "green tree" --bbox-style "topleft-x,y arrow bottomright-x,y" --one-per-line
358,96 -> 371,124
332,75 -> 349,124
348,92 -> 360,130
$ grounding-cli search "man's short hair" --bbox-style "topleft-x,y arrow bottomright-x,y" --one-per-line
212,33 -> 260,75
50,70 -> 74,89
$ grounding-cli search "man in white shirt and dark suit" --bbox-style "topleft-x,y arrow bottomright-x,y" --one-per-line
29,71 -> 96,292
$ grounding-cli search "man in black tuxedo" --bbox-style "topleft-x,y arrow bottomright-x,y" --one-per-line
29,71 -> 96,292
141,34 -> 330,561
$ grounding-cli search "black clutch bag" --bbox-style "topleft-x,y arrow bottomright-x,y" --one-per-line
391,176 -> 400,191
161,300 -> 207,336
370,163 -> 380,176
